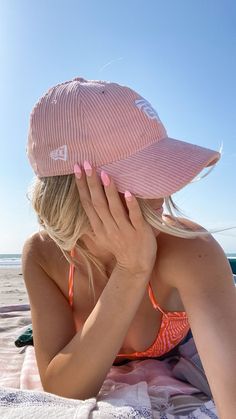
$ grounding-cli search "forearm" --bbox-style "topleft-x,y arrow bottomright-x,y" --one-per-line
165,233 -> 236,418
188,306 -> 236,418
44,265 -> 149,399
177,266 -> 236,417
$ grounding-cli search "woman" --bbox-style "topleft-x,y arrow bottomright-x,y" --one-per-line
22,76 -> 236,417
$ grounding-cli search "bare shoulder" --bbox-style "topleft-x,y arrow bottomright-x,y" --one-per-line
161,215 -> 207,233
23,230 -> 49,249
22,231 -> 42,265
22,230 -> 65,269
157,216 -> 233,289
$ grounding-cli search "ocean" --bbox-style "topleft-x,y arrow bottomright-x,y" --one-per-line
0,253 -> 236,269
0,254 -> 22,269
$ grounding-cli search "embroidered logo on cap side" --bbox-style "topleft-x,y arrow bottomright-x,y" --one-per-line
135,99 -> 161,122
50,145 -> 68,161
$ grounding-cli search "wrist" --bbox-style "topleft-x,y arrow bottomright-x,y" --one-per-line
114,263 -> 151,283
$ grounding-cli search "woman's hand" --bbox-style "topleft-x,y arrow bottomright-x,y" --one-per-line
74,161 -> 158,276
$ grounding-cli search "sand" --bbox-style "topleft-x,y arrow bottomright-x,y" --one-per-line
0,268 -> 30,306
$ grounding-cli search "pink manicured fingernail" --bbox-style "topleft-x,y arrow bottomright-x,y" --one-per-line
74,163 -> 82,179
84,160 -> 92,176
125,190 -> 132,201
101,170 -> 110,186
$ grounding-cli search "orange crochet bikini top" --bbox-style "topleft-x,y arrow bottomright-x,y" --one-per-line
68,248 -> 190,360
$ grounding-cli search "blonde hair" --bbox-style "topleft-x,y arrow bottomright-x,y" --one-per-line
26,164 -> 234,304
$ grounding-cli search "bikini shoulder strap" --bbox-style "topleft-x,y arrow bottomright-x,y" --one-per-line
68,247 -> 75,307
148,282 -> 168,317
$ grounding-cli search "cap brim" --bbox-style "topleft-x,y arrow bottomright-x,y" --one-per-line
96,137 -> 221,199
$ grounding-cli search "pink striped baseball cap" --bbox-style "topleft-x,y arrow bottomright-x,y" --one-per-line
27,76 -> 221,198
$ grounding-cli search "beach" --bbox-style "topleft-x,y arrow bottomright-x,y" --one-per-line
0,268 -> 29,307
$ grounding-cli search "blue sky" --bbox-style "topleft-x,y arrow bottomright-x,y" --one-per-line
0,0 -> 236,254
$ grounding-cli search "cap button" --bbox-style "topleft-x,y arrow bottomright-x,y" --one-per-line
73,77 -> 87,83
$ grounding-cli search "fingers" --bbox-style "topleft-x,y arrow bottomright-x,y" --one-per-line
74,161 -> 145,234
76,162 -> 144,233
98,171 -> 144,231
123,191 -> 146,230
99,171 -> 132,228
74,163 -> 110,234
74,162 -> 129,234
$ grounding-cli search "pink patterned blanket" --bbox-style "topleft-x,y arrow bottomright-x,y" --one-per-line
0,304 -> 218,418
